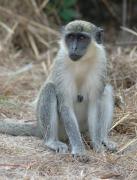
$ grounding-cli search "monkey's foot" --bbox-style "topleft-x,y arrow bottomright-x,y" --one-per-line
71,144 -> 85,155
72,154 -> 90,163
71,145 -> 89,162
45,140 -> 68,153
91,141 -> 104,153
102,140 -> 117,152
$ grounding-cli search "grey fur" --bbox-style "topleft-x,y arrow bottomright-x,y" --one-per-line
0,120 -> 40,137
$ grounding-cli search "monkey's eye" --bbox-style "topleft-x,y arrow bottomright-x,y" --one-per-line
68,34 -> 75,39
79,35 -> 86,40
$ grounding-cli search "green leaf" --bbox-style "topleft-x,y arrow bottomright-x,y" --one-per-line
59,8 -> 77,21
64,0 -> 77,7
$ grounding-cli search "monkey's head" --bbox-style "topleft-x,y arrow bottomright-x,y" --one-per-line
62,20 -> 104,61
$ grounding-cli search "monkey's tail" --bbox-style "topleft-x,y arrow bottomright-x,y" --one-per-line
0,120 -> 42,138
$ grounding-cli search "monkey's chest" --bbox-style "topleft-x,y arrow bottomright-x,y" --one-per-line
74,75 -> 98,103
63,61 -> 101,102
73,63 -> 90,89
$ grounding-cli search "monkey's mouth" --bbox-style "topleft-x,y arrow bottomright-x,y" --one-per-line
69,53 -> 82,61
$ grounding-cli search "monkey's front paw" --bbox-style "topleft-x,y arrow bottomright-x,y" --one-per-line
45,140 -> 68,153
102,140 -> 117,152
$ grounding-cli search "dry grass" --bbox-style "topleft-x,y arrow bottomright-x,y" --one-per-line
0,1 -> 137,179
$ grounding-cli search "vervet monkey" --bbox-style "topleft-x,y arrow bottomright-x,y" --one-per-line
0,20 -> 116,156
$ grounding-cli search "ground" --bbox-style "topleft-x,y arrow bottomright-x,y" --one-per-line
0,134 -> 137,179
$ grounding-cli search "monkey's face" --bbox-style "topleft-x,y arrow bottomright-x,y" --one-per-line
65,32 -> 91,61
63,20 -> 104,61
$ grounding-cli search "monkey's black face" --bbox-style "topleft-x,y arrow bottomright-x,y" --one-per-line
65,32 -> 91,61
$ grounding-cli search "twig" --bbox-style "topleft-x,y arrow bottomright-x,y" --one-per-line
121,26 -> 137,36
4,22 -> 18,44
41,61 -> 49,76
102,0 -> 120,23
0,6 -> 59,36
0,21 -> 13,33
122,0 -> 127,27
28,25 -> 49,48
0,163 -> 27,168
47,50 -> 51,70
100,173 -> 121,179
27,32 -> 39,59
110,113 -> 130,130
8,63 -> 33,77
0,21 -> 18,44
39,0 -> 49,12
115,41 -> 137,46
0,161 -> 36,169
31,0 -> 39,15
117,138 -> 137,153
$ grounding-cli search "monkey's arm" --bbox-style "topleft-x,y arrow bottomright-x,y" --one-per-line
57,94 -> 85,155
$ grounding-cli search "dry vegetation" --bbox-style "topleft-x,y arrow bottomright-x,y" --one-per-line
0,1 -> 137,179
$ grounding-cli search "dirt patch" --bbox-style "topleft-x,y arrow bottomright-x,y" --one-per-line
0,134 -> 137,179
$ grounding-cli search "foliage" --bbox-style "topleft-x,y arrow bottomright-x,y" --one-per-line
47,0 -> 78,22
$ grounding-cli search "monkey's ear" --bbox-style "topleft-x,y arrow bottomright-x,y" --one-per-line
95,28 -> 104,44
60,26 -> 65,34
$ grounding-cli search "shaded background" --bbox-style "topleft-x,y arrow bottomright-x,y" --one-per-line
0,0 -> 137,179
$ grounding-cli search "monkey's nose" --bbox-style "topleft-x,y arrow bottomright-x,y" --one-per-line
69,53 -> 82,61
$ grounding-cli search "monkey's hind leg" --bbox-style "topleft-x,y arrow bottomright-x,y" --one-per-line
88,102 -> 103,152
100,84 -> 117,152
37,82 -> 68,153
